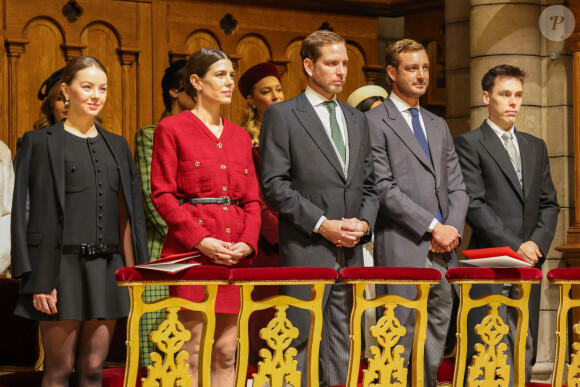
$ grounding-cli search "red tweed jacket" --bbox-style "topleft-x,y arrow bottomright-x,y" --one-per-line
151,110 -> 260,264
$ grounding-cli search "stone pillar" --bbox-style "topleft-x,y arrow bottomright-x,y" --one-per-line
445,0 -> 470,138
466,0 -> 573,382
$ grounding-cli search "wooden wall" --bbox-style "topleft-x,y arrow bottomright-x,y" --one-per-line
0,0 -> 380,155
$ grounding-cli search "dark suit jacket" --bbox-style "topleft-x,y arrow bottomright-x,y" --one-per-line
11,122 -> 149,294
454,120 -> 560,359
259,91 -> 379,343
366,98 -> 468,312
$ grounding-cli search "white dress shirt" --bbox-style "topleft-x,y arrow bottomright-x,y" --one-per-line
486,118 -> 521,158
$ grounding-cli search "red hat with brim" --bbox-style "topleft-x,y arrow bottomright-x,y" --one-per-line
238,62 -> 281,98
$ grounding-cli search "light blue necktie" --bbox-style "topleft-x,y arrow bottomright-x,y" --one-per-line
409,107 -> 442,223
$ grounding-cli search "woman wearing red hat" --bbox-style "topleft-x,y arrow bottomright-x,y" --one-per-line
151,49 -> 260,386
238,62 -> 284,364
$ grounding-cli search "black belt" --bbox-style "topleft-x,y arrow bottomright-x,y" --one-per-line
178,197 -> 240,206
62,243 -> 120,256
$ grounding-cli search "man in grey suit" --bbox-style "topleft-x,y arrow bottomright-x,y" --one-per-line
366,39 -> 469,386
259,30 -> 379,386
454,65 -> 559,383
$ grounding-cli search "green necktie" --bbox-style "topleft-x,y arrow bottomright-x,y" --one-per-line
322,100 -> 346,163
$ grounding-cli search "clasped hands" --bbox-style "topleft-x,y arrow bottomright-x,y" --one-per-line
319,218 -> 369,248
430,223 -> 461,253
516,240 -> 542,265
195,237 -> 253,266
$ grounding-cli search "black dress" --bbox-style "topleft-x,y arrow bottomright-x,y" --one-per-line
15,131 -> 129,321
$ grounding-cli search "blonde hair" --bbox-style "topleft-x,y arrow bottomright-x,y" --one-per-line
241,104 -> 261,146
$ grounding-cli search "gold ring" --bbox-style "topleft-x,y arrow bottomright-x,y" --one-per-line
32,299 -> 37,305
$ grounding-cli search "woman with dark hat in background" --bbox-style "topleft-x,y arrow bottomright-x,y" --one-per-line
34,67 -> 69,130
238,62 -> 284,364
151,48 -> 260,386
134,59 -> 195,365
11,55 -> 148,386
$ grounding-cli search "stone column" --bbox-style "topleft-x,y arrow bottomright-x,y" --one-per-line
445,0 -> 470,138
467,0 -> 573,382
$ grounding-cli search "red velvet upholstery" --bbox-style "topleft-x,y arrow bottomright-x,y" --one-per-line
547,267 -> 580,282
437,357 -> 455,384
115,265 -> 230,282
0,276 -> 41,370
229,267 -> 338,282
339,267 -> 441,282
445,267 -> 543,282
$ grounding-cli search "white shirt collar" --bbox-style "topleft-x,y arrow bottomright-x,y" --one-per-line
389,91 -> 420,114
486,118 -> 516,138
305,84 -> 337,106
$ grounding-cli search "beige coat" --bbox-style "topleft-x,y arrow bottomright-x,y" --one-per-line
0,140 -> 14,273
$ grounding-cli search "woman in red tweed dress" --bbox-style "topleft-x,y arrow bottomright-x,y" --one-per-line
151,49 -> 260,386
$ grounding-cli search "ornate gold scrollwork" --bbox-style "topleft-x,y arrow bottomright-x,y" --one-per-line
142,306 -> 193,387
253,305 -> 301,387
363,305 -> 407,387
467,303 -> 510,386
567,322 -> 580,386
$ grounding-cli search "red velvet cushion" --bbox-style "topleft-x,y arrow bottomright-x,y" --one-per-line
102,367 -> 145,387
339,267 -> 441,282
445,267 -> 543,282
115,265 -> 230,283
437,357 -> 455,383
229,267 -> 338,282
547,267 -> 580,282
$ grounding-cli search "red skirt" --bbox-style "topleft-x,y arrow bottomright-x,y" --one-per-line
168,255 -> 250,315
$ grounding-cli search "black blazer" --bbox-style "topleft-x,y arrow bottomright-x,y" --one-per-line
11,121 -> 148,294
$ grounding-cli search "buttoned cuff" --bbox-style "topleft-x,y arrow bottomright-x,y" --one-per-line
314,216 -> 327,233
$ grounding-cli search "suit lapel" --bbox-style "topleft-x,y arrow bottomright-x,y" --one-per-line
424,112 -> 442,186
479,122 -> 524,201
293,92 -> 346,181
516,129 -> 534,201
383,99 -> 434,175
339,101 -> 360,186
46,122 -> 66,212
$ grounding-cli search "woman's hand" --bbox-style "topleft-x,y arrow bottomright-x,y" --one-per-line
195,237 -> 238,266
33,289 -> 58,315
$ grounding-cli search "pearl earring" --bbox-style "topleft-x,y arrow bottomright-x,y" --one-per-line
64,98 -> 69,107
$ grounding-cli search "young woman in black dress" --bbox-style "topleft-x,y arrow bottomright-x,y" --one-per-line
11,55 -> 148,386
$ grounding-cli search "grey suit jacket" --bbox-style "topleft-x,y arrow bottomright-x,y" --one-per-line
454,120 -> 559,359
366,98 -> 468,310
259,91 -> 379,344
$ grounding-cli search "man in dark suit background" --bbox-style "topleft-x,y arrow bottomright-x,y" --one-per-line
454,65 -> 559,383
259,30 -> 379,386
366,39 -> 469,386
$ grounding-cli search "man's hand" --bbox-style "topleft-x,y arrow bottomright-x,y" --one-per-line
337,218 -> 368,247
516,241 -> 542,265
318,219 -> 349,245
430,223 -> 460,253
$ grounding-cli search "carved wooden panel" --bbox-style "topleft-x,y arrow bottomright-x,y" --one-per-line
18,19 -> 66,143
81,23 -> 123,137
284,39 -> 306,100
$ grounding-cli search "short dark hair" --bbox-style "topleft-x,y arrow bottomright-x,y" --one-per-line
182,48 -> 231,100
481,65 -> 526,92
300,30 -> 345,64
161,59 -> 187,112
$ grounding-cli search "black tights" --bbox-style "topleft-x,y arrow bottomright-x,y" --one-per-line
40,319 -> 116,387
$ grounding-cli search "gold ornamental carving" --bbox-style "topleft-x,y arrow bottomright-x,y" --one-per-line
252,305 -> 301,387
568,322 -> 580,386
363,305 -> 407,387
467,303 -> 510,386
142,306 -> 193,387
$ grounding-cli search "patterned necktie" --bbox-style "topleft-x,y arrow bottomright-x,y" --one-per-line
323,100 -> 346,163
409,107 -> 442,222
502,131 -> 522,188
